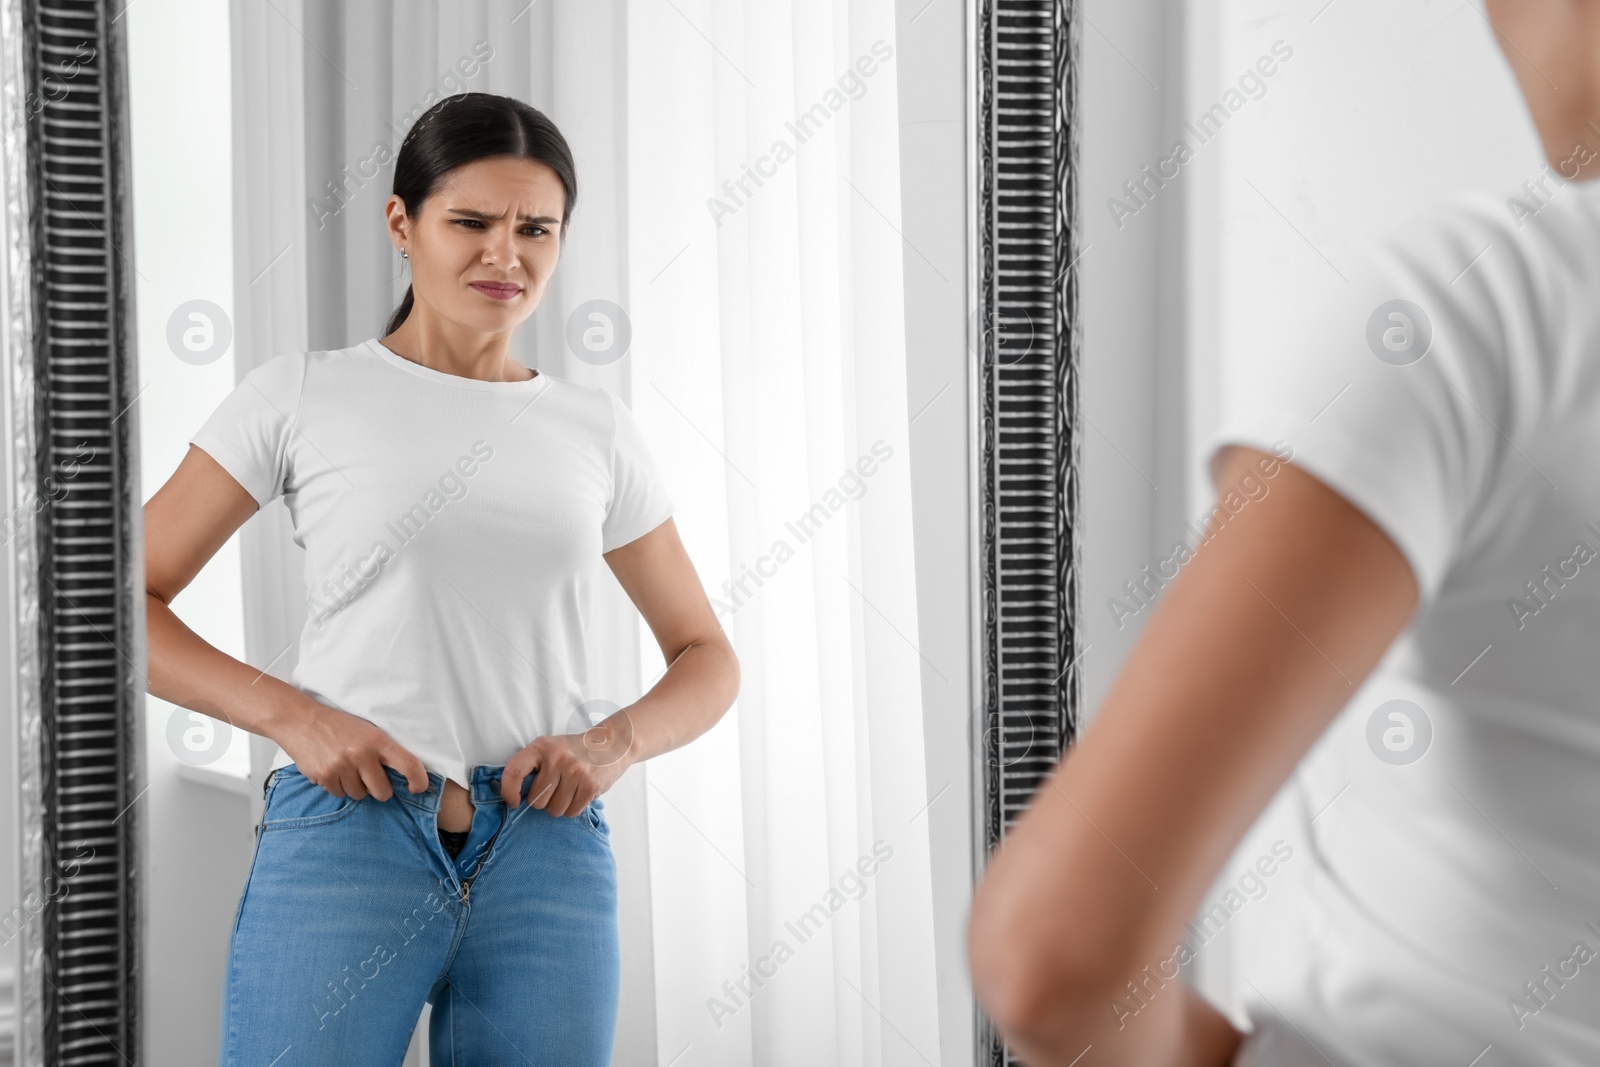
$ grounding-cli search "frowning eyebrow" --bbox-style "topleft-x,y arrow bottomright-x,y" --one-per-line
445,206 -> 561,226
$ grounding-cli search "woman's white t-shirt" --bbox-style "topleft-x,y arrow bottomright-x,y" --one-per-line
188,337 -> 675,791
1205,179 -> 1600,1066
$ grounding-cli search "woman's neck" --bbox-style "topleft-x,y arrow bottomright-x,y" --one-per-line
380,319 -> 534,383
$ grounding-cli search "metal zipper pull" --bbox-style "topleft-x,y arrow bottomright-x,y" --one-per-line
457,808 -> 507,906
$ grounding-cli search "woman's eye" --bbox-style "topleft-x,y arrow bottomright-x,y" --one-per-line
452,220 -> 546,237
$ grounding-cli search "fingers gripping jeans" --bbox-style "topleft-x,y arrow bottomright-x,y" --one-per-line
218,763 -> 619,1066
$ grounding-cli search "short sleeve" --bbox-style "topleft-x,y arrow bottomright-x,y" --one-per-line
187,351 -> 306,508
1200,194 -> 1516,606
601,389 -> 675,552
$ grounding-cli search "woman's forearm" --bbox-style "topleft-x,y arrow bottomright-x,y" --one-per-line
618,637 -> 739,765
152,587 -> 738,767
145,591 -> 309,745
967,739 -> 1248,1067
994,967 -> 1242,1067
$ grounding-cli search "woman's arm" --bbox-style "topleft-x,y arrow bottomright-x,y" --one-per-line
601,517 -> 740,765
967,443 -> 1420,1066
145,446 -> 310,743
467,515 -> 741,817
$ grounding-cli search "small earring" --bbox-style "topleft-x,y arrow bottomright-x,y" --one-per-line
400,248 -> 409,260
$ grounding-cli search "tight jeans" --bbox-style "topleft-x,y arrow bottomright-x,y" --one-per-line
218,762 -> 619,1065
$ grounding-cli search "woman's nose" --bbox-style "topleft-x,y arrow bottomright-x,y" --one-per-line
482,227 -> 518,266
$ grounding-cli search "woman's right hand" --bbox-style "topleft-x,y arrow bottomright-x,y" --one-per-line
269,699 -> 431,801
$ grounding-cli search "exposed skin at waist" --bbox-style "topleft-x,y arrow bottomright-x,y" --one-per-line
439,778 -> 475,833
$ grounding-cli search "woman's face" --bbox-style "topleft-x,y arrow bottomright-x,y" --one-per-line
385,155 -> 566,334
1487,0 -> 1600,180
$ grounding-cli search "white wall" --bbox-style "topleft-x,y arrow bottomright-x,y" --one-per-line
1076,0 -> 1241,1019
130,0 -> 246,764
1080,2 -> 1192,713
126,2 -> 253,1063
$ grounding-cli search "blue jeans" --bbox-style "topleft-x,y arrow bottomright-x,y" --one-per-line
219,763 -> 619,1065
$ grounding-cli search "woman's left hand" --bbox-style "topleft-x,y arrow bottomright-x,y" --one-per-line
501,709 -> 636,818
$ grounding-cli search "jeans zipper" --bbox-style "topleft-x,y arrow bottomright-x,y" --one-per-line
458,806 -> 506,905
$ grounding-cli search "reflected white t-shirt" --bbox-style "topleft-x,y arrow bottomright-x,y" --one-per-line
1205,180 -> 1600,1066
188,337 -> 674,791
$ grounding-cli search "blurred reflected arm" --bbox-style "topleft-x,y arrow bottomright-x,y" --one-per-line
966,444 -> 1420,1066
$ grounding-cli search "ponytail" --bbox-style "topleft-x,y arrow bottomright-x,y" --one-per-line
384,283 -> 416,336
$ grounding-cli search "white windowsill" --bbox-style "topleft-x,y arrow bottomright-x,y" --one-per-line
175,760 -> 260,799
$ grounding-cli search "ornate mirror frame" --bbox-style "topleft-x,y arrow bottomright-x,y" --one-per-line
970,0 -> 1083,1063
2,0 -> 143,1062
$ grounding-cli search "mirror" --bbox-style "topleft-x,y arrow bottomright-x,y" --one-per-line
1,0 -> 1107,1059
0,0 -> 988,1064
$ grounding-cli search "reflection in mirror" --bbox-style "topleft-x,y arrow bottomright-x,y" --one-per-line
110,1 -> 966,1065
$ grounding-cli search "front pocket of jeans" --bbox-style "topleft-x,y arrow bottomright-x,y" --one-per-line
259,767 -> 362,831
580,801 -> 609,843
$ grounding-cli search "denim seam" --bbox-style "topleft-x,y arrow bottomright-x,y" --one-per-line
391,784 -> 441,814
259,767 -> 365,831
448,981 -> 458,1066
427,901 -> 471,993
223,825 -> 268,1060
579,802 -> 610,845
259,799 -> 362,832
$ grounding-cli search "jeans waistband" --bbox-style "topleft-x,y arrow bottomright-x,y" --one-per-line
375,764 -> 604,811
376,764 -> 508,812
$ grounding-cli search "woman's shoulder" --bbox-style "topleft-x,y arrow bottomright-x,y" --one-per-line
1209,182 -> 1600,607
1362,180 -> 1600,329
242,342 -> 347,386
219,347 -> 310,411
537,376 -> 636,426
1307,180 -> 1600,417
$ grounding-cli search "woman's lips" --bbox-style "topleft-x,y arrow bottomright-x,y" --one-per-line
470,282 -> 522,300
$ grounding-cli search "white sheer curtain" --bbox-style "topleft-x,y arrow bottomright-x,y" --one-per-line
233,1 -> 940,1063
623,3 -> 940,1064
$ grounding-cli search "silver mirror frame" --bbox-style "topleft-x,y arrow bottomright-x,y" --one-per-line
1,0 -> 143,1062
969,0 -> 1082,1062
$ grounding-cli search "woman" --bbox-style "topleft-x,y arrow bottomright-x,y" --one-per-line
968,4 -> 1600,1066
144,92 -> 739,1064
